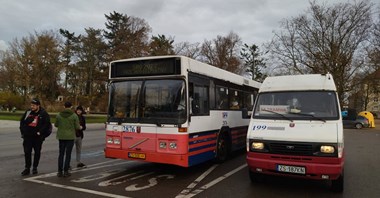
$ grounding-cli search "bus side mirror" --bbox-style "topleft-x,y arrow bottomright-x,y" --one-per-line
242,108 -> 250,119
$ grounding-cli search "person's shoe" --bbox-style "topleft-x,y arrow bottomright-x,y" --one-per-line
77,163 -> 86,168
57,172 -> 63,177
63,171 -> 71,177
32,168 -> 38,175
21,169 -> 30,176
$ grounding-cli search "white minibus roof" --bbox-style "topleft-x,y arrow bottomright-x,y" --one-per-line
259,74 -> 337,93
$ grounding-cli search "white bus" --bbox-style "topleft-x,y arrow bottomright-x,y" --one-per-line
105,56 -> 261,167
246,74 -> 344,192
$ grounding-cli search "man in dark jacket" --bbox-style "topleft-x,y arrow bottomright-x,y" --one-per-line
19,98 -> 51,176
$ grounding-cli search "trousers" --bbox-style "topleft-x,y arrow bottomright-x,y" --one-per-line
23,138 -> 43,169
58,140 -> 74,172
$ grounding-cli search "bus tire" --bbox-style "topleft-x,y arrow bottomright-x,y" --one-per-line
215,131 -> 230,163
330,173 -> 344,192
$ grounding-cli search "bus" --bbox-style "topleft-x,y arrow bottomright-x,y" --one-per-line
105,56 -> 261,167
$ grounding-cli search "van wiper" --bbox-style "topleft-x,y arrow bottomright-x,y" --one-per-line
289,112 -> 326,122
262,109 -> 293,122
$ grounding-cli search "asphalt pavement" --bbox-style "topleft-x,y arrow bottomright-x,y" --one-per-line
0,120 -> 19,129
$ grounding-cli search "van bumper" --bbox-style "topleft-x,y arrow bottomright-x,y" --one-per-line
246,152 -> 344,180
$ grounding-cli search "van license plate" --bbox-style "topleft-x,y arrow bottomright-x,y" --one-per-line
128,152 -> 146,159
277,164 -> 305,174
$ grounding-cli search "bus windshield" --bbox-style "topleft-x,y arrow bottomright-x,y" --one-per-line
108,79 -> 187,125
253,91 -> 339,120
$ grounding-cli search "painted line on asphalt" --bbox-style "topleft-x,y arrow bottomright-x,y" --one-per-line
175,164 -> 219,198
24,159 -> 136,197
183,164 -> 247,198
23,178 -> 131,198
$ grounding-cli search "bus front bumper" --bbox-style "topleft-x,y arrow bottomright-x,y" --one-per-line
104,148 -> 189,167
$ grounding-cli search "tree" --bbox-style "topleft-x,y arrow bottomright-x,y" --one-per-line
200,32 -> 243,74
174,42 -> 201,59
149,34 -> 175,56
59,29 -> 79,90
240,43 -> 267,82
269,1 -> 374,103
368,10 -> 380,69
77,28 -> 108,105
0,31 -> 62,102
103,11 -> 151,60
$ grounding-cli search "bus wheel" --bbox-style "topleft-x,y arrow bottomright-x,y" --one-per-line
215,132 -> 229,163
330,173 -> 344,192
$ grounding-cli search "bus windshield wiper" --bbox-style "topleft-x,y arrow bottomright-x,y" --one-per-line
262,109 -> 293,122
289,112 -> 326,122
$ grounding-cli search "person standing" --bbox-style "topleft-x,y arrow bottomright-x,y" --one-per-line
74,106 -> 87,168
19,98 -> 51,176
55,102 -> 80,177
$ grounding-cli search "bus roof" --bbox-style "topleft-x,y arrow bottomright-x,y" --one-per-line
259,73 -> 337,93
111,55 -> 261,88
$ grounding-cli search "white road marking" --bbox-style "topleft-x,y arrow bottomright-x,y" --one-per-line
182,164 -> 247,198
125,174 -> 175,191
23,178 -> 131,198
24,159 -> 136,197
175,164 -> 219,198
98,170 -> 149,187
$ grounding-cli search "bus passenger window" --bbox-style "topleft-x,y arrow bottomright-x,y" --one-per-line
193,85 -> 209,115
216,86 -> 228,109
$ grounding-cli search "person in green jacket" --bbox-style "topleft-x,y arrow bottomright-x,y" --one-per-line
55,101 -> 80,177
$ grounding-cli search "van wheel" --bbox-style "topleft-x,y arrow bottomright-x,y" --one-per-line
249,170 -> 263,183
330,174 -> 344,192
215,132 -> 229,163
355,123 -> 363,129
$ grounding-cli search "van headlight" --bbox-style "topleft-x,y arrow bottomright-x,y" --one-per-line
320,145 -> 335,153
251,142 -> 265,150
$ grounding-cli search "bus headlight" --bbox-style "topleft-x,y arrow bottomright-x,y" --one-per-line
159,141 -> 167,149
113,138 -> 121,145
169,142 -> 177,149
320,145 -> 335,153
251,142 -> 264,150
107,137 -> 113,144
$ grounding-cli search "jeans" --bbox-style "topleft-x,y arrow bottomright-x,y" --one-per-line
58,140 -> 74,172
23,138 -> 43,169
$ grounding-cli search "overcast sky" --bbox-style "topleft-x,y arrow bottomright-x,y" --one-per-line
0,0 -> 378,52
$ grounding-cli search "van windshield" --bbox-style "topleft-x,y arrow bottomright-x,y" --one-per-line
253,91 -> 339,120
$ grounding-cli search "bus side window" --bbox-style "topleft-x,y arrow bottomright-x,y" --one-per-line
192,93 -> 200,114
193,85 -> 209,115
216,86 -> 228,109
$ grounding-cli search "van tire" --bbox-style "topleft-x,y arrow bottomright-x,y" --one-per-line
215,132 -> 229,163
249,170 -> 263,183
330,173 -> 344,192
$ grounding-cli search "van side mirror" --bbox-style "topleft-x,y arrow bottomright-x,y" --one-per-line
242,108 -> 250,119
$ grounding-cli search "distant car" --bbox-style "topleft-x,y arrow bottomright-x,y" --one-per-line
343,116 -> 369,129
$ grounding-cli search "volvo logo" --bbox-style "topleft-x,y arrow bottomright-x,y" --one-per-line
286,145 -> 295,150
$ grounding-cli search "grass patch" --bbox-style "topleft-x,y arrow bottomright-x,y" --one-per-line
0,111 -> 107,123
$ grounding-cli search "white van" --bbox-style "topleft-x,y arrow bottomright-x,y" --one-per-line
246,74 -> 344,192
